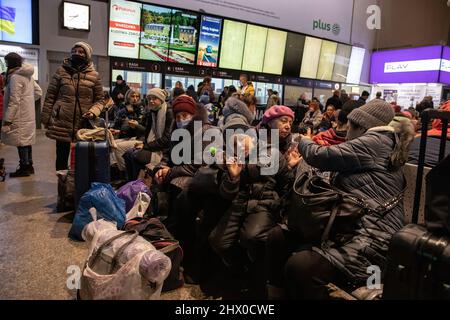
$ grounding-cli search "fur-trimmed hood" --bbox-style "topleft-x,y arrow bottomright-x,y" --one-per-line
368,117 -> 416,168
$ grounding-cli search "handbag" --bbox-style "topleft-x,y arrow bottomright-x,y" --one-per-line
189,166 -> 221,195
287,172 -> 404,248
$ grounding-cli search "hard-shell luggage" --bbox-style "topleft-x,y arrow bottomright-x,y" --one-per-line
383,224 -> 450,299
383,108 -> 450,300
75,111 -> 111,207
75,140 -> 110,206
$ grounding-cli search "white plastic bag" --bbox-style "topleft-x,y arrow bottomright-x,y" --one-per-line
79,221 -> 171,300
126,192 -> 151,221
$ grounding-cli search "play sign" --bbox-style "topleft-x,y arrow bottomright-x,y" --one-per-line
370,45 -> 448,84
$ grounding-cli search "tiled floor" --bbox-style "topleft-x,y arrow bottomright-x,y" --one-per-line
0,130 -> 205,300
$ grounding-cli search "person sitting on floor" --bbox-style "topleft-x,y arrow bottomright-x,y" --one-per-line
266,100 -> 414,300
109,89 -> 144,180
313,101 -> 358,146
123,88 -> 173,181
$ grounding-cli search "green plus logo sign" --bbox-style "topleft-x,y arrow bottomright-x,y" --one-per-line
313,19 -> 340,36
332,23 -> 340,35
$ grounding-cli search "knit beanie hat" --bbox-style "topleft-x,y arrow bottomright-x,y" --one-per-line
222,97 -> 254,124
347,99 -> 395,130
172,95 -> 197,115
4,52 -> 23,69
147,88 -> 168,104
262,105 -> 294,125
116,75 -> 123,81
73,42 -> 93,60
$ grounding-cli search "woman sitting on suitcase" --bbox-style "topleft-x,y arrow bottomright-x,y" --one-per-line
266,100 -> 415,299
123,88 -> 173,181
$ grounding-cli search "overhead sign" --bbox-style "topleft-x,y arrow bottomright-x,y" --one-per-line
145,0 -> 353,43
370,45 -> 443,84
384,59 -> 441,73
440,46 -> 450,84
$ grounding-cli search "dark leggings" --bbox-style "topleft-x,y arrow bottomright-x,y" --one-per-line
17,146 -> 33,166
266,225 -> 339,300
56,141 -> 71,171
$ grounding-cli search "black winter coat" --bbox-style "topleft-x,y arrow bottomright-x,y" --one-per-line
157,105 -> 212,185
299,127 -> 406,285
326,95 -> 343,110
219,146 -> 294,218
111,82 -> 130,105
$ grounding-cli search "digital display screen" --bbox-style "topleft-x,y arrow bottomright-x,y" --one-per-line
332,43 -> 351,82
316,40 -> 337,81
440,46 -> 450,84
263,29 -> 287,75
139,4 -> 171,62
108,0 -> 142,59
197,15 -> 222,67
282,33 -> 305,78
63,2 -> 90,31
347,46 -> 365,84
0,0 -> 33,44
219,20 -> 247,70
242,24 -> 268,72
300,37 -> 322,79
168,9 -> 198,65
370,45 -> 443,84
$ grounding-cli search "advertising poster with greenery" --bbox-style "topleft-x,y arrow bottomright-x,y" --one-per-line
168,10 -> 199,65
139,4 -> 172,61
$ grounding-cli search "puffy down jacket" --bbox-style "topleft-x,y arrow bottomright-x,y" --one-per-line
299,127 -> 406,285
41,59 -> 104,142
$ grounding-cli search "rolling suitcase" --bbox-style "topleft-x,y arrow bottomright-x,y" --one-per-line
75,112 -> 111,207
383,108 -> 450,300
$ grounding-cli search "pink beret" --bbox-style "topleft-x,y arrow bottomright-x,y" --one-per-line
262,105 -> 294,124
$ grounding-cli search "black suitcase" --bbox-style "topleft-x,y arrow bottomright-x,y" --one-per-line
74,111 -> 111,207
383,108 -> 450,300
383,224 -> 450,299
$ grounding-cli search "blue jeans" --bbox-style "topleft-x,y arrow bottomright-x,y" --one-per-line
17,146 -> 32,166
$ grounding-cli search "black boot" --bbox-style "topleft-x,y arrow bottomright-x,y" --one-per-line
26,164 -> 35,175
10,165 -> 31,178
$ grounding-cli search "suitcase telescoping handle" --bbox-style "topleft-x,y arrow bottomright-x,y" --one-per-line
412,109 -> 450,224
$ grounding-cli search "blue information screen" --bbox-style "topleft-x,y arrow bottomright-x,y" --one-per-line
0,0 -> 33,44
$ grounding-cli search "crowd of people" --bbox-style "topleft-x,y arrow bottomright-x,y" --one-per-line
1,41 -> 449,299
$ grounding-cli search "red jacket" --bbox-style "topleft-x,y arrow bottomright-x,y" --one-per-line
313,128 -> 346,146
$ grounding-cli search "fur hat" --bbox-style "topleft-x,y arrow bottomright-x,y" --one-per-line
222,97 -> 254,124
